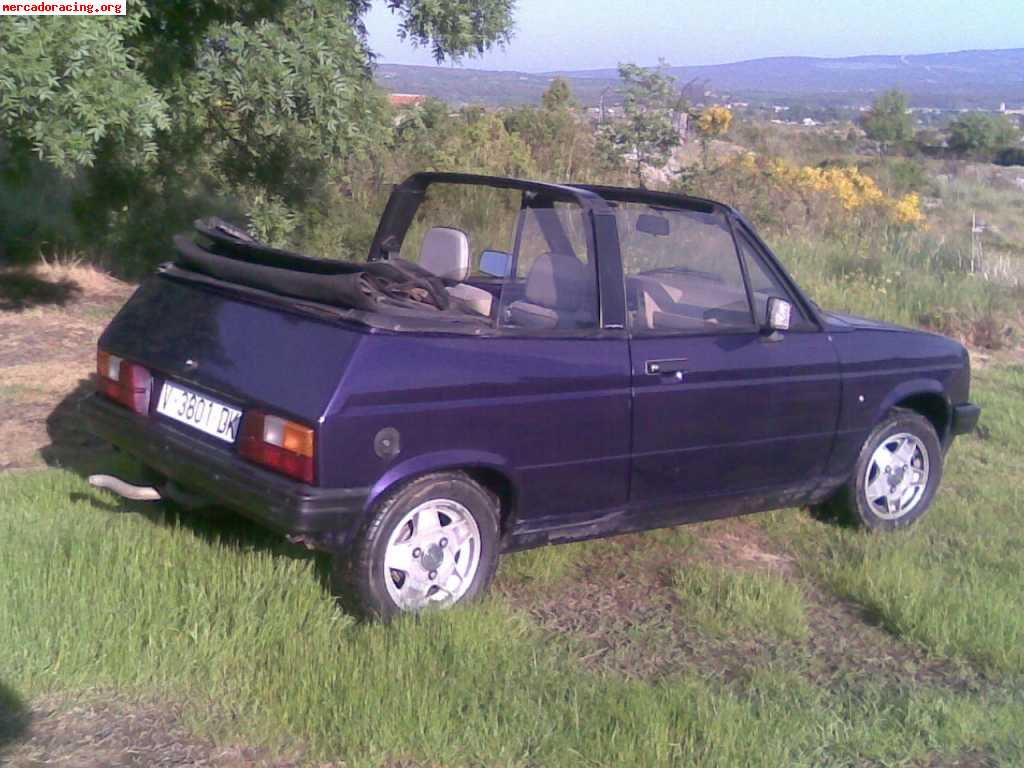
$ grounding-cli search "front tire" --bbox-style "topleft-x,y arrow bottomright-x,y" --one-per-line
825,409 -> 943,531
332,472 -> 500,620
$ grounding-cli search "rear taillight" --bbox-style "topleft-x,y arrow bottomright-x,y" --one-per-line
239,411 -> 316,484
97,350 -> 153,415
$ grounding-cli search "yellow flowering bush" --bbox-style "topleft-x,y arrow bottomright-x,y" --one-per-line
768,161 -> 906,216
695,106 -> 733,138
890,192 -> 925,226
698,154 -> 925,235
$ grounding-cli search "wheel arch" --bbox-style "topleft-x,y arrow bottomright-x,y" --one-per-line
365,450 -> 519,533
877,379 -> 951,443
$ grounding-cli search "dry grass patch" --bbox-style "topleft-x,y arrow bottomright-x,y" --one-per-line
35,259 -> 127,295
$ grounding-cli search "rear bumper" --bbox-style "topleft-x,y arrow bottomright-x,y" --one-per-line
951,402 -> 981,436
81,394 -> 369,550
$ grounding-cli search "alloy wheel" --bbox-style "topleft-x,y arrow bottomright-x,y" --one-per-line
864,432 -> 930,520
382,498 -> 482,611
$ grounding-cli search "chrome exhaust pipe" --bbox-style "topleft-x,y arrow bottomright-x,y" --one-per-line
88,474 -> 162,502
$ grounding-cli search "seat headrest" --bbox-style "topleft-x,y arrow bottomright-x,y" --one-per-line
420,227 -> 470,282
525,253 -> 591,311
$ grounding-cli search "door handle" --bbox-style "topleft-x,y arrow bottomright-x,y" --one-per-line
645,358 -> 688,376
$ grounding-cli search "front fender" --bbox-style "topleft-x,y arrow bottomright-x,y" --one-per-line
873,377 -> 950,426
365,449 -> 515,512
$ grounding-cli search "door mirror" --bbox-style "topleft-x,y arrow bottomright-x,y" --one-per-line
479,249 -> 512,278
766,296 -> 792,332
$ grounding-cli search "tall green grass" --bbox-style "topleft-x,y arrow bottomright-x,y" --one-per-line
774,235 -> 1021,346
761,365 -> 1024,676
3,466 -> 1024,765
673,564 -> 809,641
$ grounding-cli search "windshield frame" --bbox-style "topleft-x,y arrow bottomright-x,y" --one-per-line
369,172 -> 626,332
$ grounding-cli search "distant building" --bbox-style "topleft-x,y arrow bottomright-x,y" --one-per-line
388,93 -> 427,108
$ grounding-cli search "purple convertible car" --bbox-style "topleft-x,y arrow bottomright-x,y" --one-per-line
84,173 -> 980,618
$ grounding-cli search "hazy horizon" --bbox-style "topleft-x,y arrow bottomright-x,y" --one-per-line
374,44 -> 1024,75
364,0 -> 1024,73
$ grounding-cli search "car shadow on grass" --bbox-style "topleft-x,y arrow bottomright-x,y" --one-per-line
70,487 -> 339,608
0,681 -> 30,753
805,497 -> 859,529
40,380 -> 118,477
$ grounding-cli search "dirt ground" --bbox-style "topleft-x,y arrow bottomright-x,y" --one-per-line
0,263 -> 132,472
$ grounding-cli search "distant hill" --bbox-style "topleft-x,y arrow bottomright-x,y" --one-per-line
375,48 -> 1024,109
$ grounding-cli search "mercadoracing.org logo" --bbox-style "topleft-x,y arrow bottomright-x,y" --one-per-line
2,1 -> 125,12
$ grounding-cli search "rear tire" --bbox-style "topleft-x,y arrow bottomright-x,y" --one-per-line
822,408 -> 943,532
331,472 -> 500,620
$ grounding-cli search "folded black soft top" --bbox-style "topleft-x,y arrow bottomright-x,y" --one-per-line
172,218 -> 457,316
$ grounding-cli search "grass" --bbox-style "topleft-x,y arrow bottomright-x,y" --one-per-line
776,234 -> 1021,346
672,563 -> 809,642
759,364 -> 1024,677
4,153 -> 1024,764
709,132 -> 1024,346
497,540 -> 584,587
0,383 -> 33,402
4,369 -> 1024,766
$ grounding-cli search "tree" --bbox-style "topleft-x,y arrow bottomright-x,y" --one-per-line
947,113 -> 1021,156
541,77 -> 574,111
501,79 -> 613,181
861,89 -> 912,151
0,0 -> 516,265
601,62 -> 682,186
362,0 -> 515,63
420,108 -> 534,177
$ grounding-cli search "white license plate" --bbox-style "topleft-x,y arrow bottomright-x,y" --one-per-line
156,382 -> 242,443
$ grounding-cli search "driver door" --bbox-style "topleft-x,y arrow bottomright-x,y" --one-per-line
622,202 -> 840,520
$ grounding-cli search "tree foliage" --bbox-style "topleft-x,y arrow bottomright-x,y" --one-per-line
0,12 -> 167,173
695,105 -> 732,139
375,0 -> 515,62
501,79 -> 612,181
0,0 -> 515,266
601,62 -> 682,186
692,105 -> 732,170
947,113 -> 1021,156
540,77 -> 573,110
861,89 -> 912,150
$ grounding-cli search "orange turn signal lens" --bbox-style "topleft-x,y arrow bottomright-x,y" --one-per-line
282,422 -> 315,458
263,414 -> 315,458
239,411 -> 316,484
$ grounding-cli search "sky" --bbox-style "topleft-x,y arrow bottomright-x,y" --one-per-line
364,0 -> 1024,72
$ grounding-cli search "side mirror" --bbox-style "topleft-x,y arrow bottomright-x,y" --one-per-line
766,296 -> 792,332
479,249 -> 512,278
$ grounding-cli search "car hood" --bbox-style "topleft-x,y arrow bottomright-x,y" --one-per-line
822,310 -> 909,333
